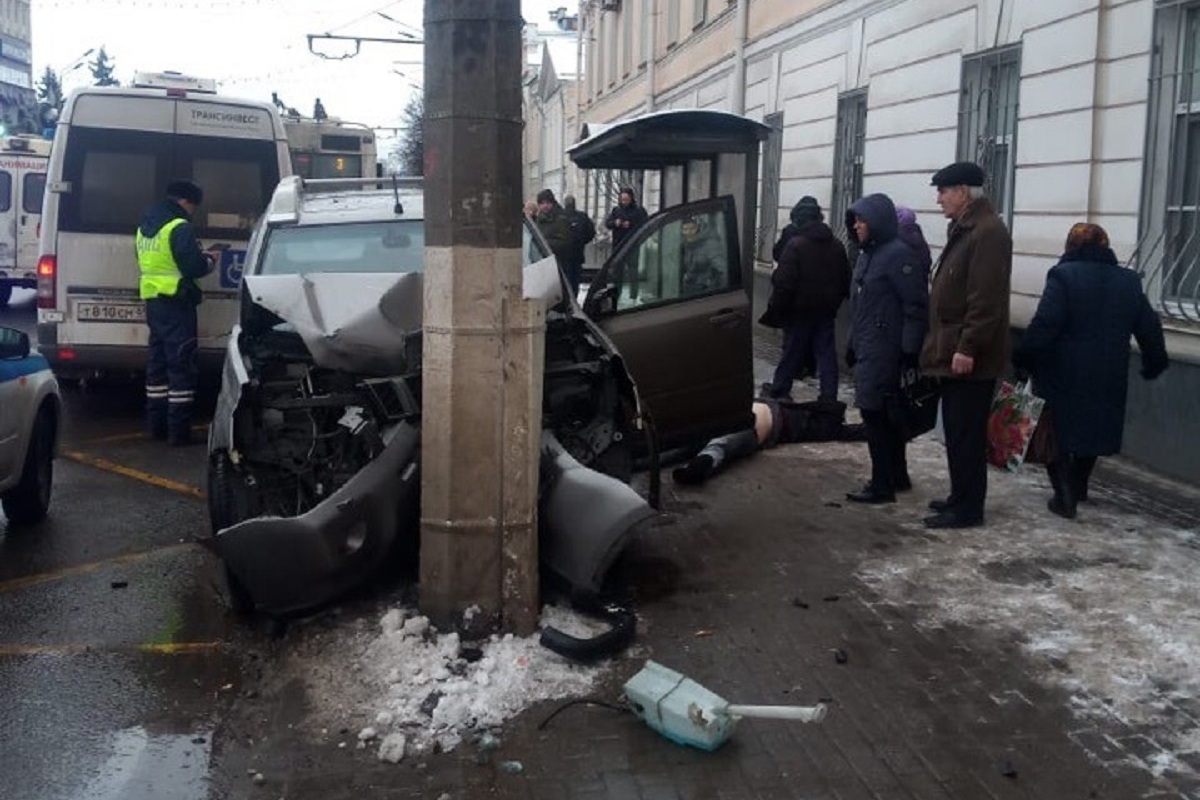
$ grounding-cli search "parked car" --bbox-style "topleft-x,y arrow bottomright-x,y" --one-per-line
205,176 -> 752,617
0,326 -> 61,525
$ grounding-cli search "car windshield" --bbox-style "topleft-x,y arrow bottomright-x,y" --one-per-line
259,221 -> 425,275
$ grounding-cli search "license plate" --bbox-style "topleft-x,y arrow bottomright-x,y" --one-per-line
75,301 -> 145,323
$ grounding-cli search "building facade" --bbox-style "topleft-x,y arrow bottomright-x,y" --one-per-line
0,0 -> 34,133
556,0 -> 1200,482
522,14 -> 583,205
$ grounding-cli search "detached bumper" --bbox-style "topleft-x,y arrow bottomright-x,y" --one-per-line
214,423 -> 421,617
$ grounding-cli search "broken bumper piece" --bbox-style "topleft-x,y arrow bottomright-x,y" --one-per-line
214,422 -> 421,617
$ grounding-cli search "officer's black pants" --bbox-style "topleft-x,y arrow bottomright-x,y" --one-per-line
145,297 -> 198,441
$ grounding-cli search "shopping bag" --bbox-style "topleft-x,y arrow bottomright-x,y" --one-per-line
1024,404 -> 1058,466
986,379 -> 1045,472
885,368 -> 941,441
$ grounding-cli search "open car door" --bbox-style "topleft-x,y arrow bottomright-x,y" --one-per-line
584,196 -> 753,451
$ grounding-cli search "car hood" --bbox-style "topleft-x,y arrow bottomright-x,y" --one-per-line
242,256 -> 563,375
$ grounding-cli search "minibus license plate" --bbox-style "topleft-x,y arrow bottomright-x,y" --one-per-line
76,301 -> 145,323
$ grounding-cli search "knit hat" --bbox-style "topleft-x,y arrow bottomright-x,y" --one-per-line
790,195 -> 823,226
895,205 -> 917,227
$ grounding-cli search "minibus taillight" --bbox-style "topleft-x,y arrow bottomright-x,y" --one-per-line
36,255 -> 56,309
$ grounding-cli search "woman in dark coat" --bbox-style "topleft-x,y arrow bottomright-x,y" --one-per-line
844,193 -> 930,503
1013,223 -> 1168,519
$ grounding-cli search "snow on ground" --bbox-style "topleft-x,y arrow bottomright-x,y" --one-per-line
853,434 -> 1200,774
282,602 -> 613,763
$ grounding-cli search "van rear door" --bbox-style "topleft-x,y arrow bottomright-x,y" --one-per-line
18,168 -> 46,272
0,165 -> 13,274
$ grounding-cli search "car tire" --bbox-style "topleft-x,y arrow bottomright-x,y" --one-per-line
0,284 -> 12,308
2,408 -> 54,526
207,450 -> 257,615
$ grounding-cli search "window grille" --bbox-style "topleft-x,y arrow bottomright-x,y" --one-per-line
830,89 -> 867,246
957,45 -> 1021,226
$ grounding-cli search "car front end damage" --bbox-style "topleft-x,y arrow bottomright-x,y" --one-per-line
206,272 -> 652,617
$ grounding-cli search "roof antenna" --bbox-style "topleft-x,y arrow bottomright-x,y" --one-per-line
391,173 -> 403,215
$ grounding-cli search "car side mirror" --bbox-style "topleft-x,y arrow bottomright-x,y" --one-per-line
0,327 -> 31,360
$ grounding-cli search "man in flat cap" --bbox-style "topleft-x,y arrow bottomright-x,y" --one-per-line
919,161 -> 1012,529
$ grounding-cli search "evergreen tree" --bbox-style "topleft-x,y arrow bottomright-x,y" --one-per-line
89,47 -> 119,87
394,93 -> 424,176
35,67 -> 64,130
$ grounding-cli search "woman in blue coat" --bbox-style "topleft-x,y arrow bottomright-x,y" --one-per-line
844,194 -> 930,503
1013,223 -> 1168,519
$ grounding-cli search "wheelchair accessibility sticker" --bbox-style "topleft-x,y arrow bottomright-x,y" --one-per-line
218,249 -> 247,288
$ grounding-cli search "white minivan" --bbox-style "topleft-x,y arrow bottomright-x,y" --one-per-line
0,135 -> 51,308
36,71 -> 293,379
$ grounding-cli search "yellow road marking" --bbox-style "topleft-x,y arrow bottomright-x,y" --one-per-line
63,450 -> 205,500
0,542 -> 199,595
76,423 -> 209,446
0,641 -> 224,657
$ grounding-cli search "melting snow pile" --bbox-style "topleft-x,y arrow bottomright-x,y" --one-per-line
313,604 -> 612,763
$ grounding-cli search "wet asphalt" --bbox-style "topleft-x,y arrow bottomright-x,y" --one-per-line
0,289 -> 244,800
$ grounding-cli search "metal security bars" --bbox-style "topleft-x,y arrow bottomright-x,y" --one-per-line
756,112 -> 784,262
957,45 -> 1021,226
1135,1 -> 1200,320
830,89 -> 867,246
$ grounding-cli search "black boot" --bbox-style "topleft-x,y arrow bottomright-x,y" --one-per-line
1073,456 -> 1097,503
1047,458 -> 1077,519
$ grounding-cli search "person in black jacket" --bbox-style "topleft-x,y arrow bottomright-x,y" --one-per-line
844,193 -> 929,504
759,196 -> 851,401
561,194 -> 595,296
604,187 -> 648,250
1013,222 -> 1168,519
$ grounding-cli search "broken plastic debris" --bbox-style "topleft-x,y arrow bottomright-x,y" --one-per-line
498,760 -> 524,774
478,732 -> 501,752
833,648 -> 848,664
251,772 -> 265,785
694,629 -> 714,638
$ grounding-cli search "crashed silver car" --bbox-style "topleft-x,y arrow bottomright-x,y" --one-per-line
206,175 -> 753,617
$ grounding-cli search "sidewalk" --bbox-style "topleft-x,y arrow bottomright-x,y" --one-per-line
211,335 -> 1200,800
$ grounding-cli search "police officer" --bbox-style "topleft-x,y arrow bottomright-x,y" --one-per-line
136,180 -> 215,446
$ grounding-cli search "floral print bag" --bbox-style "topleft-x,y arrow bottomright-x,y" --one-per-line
986,379 -> 1046,472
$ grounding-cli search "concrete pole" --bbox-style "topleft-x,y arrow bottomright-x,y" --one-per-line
421,0 -> 544,636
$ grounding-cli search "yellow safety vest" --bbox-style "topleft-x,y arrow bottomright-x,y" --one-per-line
136,217 -> 187,300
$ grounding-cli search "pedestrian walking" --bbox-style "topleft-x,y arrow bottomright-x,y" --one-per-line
759,196 -> 851,401
136,180 -> 216,446
561,194 -> 596,296
534,189 -> 573,277
604,187 -> 648,251
919,162 -> 1013,529
1012,222 -> 1168,519
843,193 -> 929,504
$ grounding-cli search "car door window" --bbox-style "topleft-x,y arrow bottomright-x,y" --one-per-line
612,210 -> 734,311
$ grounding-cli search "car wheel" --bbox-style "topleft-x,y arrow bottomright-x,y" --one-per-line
207,450 -> 257,615
0,284 -> 12,307
2,409 -> 54,526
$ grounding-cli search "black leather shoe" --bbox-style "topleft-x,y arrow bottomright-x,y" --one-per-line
923,509 -> 983,529
895,475 -> 913,492
846,484 -> 896,504
672,454 -> 715,486
927,497 -> 953,513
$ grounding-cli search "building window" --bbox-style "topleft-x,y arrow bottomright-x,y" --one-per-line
1139,3 -> 1200,317
757,112 -> 784,262
957,45 -> 1020,226
667,0 -> 680,46
830,89 -> 867,245
622,2 -> 634,76
693,0 -> 706,29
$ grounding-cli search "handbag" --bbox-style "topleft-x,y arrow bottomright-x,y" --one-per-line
1024,404 -> 1058,466
986,379 -> 1046,472
885,368 -> 941,441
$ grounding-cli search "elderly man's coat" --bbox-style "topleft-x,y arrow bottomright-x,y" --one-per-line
919,198 -> 1012,378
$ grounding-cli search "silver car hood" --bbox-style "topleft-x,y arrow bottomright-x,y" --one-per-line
242,257 -> 562,375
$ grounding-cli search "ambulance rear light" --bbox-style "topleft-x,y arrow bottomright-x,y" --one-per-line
36,255 -> 56,309
58,348 -> 76,361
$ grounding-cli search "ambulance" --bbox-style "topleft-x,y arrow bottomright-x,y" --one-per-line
36,71 -> 293,379
0,135 -> 51,308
